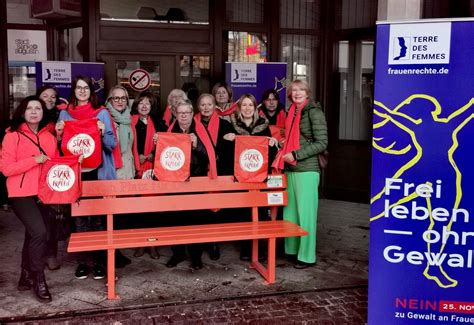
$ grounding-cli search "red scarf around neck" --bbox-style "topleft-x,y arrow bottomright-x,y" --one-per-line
272,99 -> 308,171
131,115 -> 156,174
163,105 -> 173,127
259,108 -> 286,128
194,112 -> 220,145
216,102 -> 238,117
167,120 -> 218,179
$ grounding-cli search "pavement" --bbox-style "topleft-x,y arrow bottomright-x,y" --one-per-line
0,199 -> 369,324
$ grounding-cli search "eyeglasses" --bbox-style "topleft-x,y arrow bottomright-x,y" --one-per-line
111,96 -> 127,102
177,111 -> 193,116
75,86 -> 90,92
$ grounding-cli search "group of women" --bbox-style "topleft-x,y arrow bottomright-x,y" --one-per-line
1,77 -> 327,303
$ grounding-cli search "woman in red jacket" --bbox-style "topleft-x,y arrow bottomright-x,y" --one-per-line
1,95 -> 58,302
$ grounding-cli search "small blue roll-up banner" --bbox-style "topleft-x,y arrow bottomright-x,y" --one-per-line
35,61 -> 105,103
225,62 -> 287,104
369,19 -> 474,324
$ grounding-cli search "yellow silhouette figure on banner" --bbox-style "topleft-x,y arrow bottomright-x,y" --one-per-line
371,94 -> 474,288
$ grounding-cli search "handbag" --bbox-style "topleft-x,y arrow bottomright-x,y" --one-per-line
318,150 -> 329,169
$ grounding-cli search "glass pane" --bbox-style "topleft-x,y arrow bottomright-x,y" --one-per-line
116,61 -> 161,103
227,32 -> 268,63
7,0 -> 45,24
335,0 -> 377,30
337,40 -> 374,141
8,64 -> 36,118
225,0 -> 264,24
100,0 -> 209,24
179,55 -> 211,105
58,27 -> 84,62
280,0 -> 321,30
280,34 -> 319,101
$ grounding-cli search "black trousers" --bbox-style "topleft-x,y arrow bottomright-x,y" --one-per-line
10,196 -> 50,273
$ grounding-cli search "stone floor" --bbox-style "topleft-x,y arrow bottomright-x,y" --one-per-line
0,199 -> 369,323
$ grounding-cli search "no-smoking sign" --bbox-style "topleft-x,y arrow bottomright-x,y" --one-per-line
128,69 -> 151,91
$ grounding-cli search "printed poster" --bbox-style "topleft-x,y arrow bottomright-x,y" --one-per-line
35,61 -> 105,103
225,62 -> 287,104
369,20 -> 474,324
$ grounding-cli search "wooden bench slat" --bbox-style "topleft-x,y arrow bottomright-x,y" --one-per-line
72,191 -> 287,216
79,175 -> 286,197
67,221 -> 308,252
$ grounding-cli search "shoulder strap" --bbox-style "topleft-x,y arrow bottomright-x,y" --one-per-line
17,130 -> 47,155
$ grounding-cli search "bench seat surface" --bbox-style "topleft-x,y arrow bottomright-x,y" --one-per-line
68,220 -> 308,252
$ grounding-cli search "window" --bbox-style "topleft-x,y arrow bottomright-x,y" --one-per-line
335,0 -> 377,30
227,32 -> 268,63
280,0 -> 321,30
179,55 -> 211,104
58,27 -> 83,62
225,0 -> 264,24
116,60 -> 161,103
280,34 -> 319,97
100,0 -> 209,24
337,40 -> 374,141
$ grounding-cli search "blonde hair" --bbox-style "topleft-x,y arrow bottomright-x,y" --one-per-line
175,99 -> 194,114
107,85 -> 129,104
287,79 -> 312,102
167,89 -> 188,107
236,93 -> 259,123
197,93 -> 216,106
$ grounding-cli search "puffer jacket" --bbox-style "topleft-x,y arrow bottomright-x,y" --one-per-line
1,123 -> 58,197
286,101 -> 328,173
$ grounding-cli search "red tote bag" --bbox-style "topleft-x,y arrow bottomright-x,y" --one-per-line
61,118 -> 102,169
234,135 -> 269,182
38,156 -> 81,204
153,133 -> 191,182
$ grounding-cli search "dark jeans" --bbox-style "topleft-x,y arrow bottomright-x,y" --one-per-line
11,196 -> 49,273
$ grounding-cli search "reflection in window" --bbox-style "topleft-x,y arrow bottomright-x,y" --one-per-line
227,32 -> 268,63
335,0 -> 377,30
280,34 -> 319,96
280,0 -> 321,30
100,0 -> 209,24
116,61 -> 161,103
58,27 -> 83,62
179,55 -> 211,105
337,40 -> 374,141
7,0 -> 46,24
225,0 -> 264,24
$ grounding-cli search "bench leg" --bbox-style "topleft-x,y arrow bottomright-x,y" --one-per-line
251,239 -> 258,264
251,238 -> 277,285
267,238 -> 276,284
107,249 -> 118,300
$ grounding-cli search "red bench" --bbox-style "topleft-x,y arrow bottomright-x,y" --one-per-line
67,175 -> 308,299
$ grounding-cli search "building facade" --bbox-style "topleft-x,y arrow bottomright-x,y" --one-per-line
1,0 -> 472,202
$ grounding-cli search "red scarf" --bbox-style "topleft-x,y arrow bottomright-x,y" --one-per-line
65,102 -> 123,169
167,120 -> 218,179
216,102 -> 238,117
259,108 -> 286,128
194,112 -> 220,145
272,99 -> 308,171
163,105 -> 173,127
131,115 -> 156,175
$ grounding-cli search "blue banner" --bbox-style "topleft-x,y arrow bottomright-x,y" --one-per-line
370,20 -> 474,324
35,61 -> 105,103
225,62 -> 287,104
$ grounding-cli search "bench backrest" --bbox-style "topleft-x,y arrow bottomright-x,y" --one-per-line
72,175 -> 287,229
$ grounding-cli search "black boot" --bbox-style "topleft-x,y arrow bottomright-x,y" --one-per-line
17,269 -> 33,291
33,272 -> 52,302
209,243 -> 220,260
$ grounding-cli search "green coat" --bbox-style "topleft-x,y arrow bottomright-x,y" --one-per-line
286,101 -> 328,173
